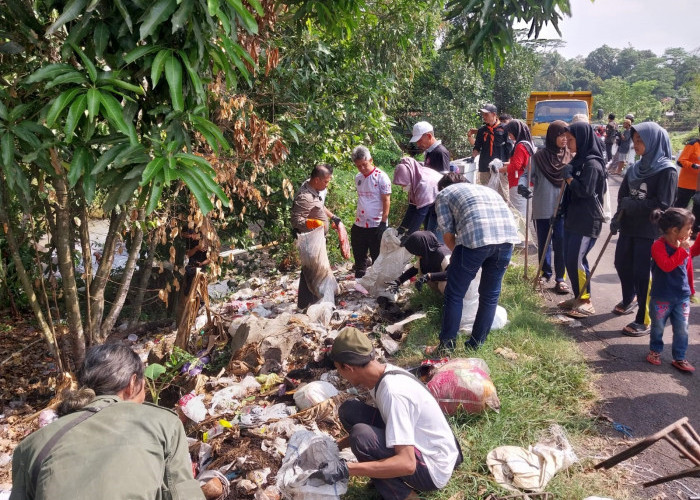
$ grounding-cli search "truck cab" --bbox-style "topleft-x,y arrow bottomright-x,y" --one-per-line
527,91 -> 593,148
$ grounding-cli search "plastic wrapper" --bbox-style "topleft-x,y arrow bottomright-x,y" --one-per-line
178,392 -> 207,423
38,408 -> 58,428
208,375 -> 261,416
293,381 -> 338,410
276,430 -> 347,499
296,226 -> 339,303
358,229 -> 412,297
427,357 -> 500,414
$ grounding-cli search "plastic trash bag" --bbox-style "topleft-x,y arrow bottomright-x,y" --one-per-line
296,226 -> 339,303
277,430 -> 347,500
459,269 -> 509,332
427,358 -> 500,415
293,381 -> 339,410
486,424 -> 578,493
358,228 -> 412,297
208,375 -> 261,416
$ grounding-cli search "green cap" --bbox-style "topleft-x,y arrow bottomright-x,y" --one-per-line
330,327 -> 375,365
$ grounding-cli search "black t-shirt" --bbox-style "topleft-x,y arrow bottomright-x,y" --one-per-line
424,143 -> 451,173
473,123 -> 508,172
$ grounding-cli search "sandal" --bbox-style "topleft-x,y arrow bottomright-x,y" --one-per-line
646,351 -> 661,366
671,360 -> 695,373
622,322 -> 650,337
564,301 -> 595,318
612,300 -> 637,315
558,297 -> 579,309
554,281 -> 570,295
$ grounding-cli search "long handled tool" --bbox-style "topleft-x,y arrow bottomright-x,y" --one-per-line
575,211 -> 622,301
533,183 -> 567,288
523,160 -> 532,279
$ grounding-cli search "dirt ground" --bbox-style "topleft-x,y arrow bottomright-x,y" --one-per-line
541,173 -> 700,499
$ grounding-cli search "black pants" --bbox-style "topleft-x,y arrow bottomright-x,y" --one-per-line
351,224 -> 382,278
674,187 -> 700,233
605,142 -> 614,163
297,269 -> 319,309
614,234 -> 652,325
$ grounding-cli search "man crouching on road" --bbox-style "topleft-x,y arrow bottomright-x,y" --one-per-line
324,327 -> 461,500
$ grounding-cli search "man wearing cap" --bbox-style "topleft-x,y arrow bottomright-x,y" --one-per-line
470,104 -> 510,188
409,121 -> 451,173
291,163 -> 341,308
432,173 -> 519,354
322,327 -> 461,500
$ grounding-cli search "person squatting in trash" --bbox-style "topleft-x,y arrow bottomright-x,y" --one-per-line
385,231 -> 450,296
645,208 -> 700,373
611,122 -> 678,337
432,173 -> 520,355
519,120 -> 572,295
391,156 -> 443,241
316,327 -> 462,500
290,163 -> 343,308
557,122 -> 607,319
350,146 -> 392,279
10,343 -> 207,500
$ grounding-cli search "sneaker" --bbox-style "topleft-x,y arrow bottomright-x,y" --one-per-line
671,359 -> 695,373
646,351 -> 661,366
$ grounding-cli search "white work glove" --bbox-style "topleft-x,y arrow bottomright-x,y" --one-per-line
489,158 -> 503,173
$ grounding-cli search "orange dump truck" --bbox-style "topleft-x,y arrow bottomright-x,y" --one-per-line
526,91 -> 594,147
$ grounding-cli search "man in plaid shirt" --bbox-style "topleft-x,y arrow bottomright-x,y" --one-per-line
432,173 -> 520,355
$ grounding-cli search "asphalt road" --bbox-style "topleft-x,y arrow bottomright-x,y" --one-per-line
539,173 -> 700,498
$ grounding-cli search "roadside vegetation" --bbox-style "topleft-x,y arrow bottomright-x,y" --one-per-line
344,266 -> 629,499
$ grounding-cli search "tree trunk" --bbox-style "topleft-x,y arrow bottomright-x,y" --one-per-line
76,192 -> 93,342
89,209 -> 127,338
0,186 -> 61,360
53,176 -> 86,366
99,209 -> 145,340
131,229 -> 158,324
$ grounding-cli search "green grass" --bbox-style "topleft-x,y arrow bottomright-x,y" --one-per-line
345,266 -> 630,499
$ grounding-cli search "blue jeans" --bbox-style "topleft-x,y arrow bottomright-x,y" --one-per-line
535,217 -> 565,282
440,243 -> 513,349
400,204 -> 444,245
649,296 -> 690,361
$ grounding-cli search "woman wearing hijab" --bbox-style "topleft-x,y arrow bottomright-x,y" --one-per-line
385,231 -> 450,295
519,120 -> 572,294
392,156 -> 444,239
558,121 -> 607,318
501,120 -> 535,216
612,122 -> 678,336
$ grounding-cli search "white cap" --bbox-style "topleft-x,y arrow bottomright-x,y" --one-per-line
410,121 -> 433,143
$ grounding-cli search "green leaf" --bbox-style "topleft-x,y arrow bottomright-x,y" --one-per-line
145,170 -> 164,214
99,92 -> 135,141
114,0 -> 133,32
98,75 -> 144,95
207,0 -> 219,17
44,72 -> 88,90
123,45 -> 160,65
46,0 -> 88,35
176,167 -> 214,214
93,143 -> 129,174
164,53 -> 184,112
103,177 -> 140,211
94,23 -> 109,58
83,171 -> 96,203
187,161 -> 229,206
178,50 -> 205,103
86,88 -> 100,122
247,0 -> 264,16
46,88 -> 83,127
140,156 -> 166,185
171,0 -> 194,32
151,49 -> 169,88
64,93 -> 87,141
68,43 -> 97,82
226,0 -> 258,34
0,101 -> 6,121
68,146 -> 88,187
190,114 -> 229,153
26,64 -> 77,85
145,363 -> 167,380
8,104 -> 32,123
139,0 -> 177,40
1,132 -> 14,168
11,122 -> 42,149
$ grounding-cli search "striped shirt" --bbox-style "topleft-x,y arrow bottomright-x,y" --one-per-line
435,183 -> 519,249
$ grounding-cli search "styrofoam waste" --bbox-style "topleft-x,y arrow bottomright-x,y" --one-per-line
293,381 -> 339,410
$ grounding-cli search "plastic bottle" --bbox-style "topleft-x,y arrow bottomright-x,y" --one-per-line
202,419 -> 232,443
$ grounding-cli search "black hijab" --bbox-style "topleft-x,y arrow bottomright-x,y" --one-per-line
401,231 -> 449,274
568,121 -> 605,172
532,120 -> 572,188
503,119 -> 535,156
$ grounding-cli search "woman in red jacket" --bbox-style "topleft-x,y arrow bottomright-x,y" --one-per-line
501,120 -> 535,217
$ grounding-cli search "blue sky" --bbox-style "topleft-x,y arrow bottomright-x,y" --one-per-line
525,0 -> 699,59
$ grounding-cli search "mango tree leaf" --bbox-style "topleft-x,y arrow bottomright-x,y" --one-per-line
145,170 -> 165,214
92,142 -> 129,174
164,52 -> 184,112
1,132 -> 14,168
114,0 -> 133,32
83,169 -> 97,203
151,49 -> 169,88
68,146 -> 88,187
94,23 -> 109,58
123,45 -> 160,64
64,93 -> 87,141
225,0 -> 257,34
140,156 -> 166,185
176,167 -> 214,214
139,0 -> 177,40
171,0 -> 194,32
99,92 -> 136,142
86,88 -> 100,122
24,64 -> 76,84
46,0 -> 88,35
178,50 -> 205,103
11,122 -> 42,149
0,101 -> 6,121
46,88 -> 83,127
246,0 -> 264,16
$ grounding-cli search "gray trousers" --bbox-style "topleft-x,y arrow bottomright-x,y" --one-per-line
338,399 -> 438,500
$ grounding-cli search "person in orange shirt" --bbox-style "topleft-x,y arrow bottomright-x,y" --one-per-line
673,125 -> 700,237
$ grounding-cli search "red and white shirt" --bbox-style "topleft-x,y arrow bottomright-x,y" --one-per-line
354,167 -> 391,228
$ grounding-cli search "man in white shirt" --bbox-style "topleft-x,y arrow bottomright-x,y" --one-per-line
351,146 -> 391,278
320,327 -> 461,500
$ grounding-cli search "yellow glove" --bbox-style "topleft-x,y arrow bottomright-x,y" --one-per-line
691,294 -> 699,304
306,218 -> 324,230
